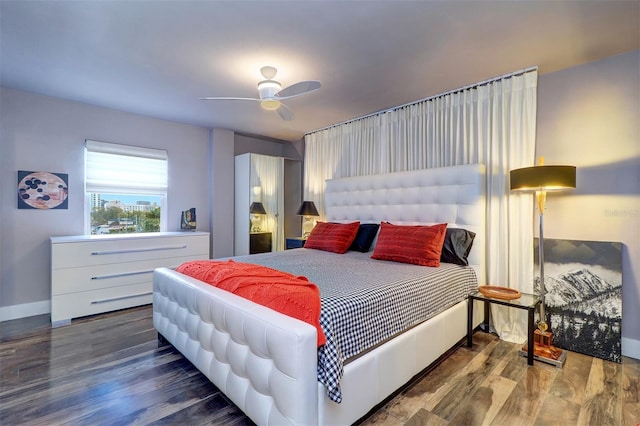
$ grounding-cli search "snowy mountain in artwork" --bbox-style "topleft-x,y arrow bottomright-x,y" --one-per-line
533,239 -> 623,363
536,268 -> 622,318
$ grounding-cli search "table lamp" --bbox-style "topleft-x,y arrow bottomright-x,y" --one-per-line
249,202 -> 267,233
296,201 -> 319,238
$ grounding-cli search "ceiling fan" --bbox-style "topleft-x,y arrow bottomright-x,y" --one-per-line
201,66 -> 321,121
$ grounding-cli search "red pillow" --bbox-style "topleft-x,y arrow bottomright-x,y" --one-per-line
304,221 -> 360,254
371,222 -> 448,266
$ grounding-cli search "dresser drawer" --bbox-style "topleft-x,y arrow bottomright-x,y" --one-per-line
50,232 -> 209,326
51,283 -> 152,323
51,255 -> 200,295
52,234 -> 209,269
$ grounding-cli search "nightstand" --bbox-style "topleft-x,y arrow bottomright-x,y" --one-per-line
467,289 -> 540,365
250,232 -> 272,254
285,237 -> 306,249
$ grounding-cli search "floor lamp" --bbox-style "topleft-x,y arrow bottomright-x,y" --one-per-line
510,157 -> 576,367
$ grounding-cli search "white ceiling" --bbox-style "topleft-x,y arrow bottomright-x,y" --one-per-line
1,1 -> 638,142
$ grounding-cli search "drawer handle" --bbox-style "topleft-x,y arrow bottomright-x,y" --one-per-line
91,270 -> 154,280
91,245 -> 187,255
90,292 -> 153,305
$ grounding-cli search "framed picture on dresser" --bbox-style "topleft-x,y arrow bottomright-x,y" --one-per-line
534,238 -> 622,363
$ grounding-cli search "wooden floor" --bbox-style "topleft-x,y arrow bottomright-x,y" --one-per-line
1,306 -> 638,425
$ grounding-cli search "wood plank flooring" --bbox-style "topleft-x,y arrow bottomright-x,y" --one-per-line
1,305 -> 638,425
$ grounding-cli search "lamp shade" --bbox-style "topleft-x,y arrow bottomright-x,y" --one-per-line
296,201 -> 319,216
510,165 -> 576,192
249,202 -> 267,215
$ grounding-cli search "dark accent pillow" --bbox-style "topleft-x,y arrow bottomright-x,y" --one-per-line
304,221 -> 360,254
371,222 -> 447,267
441,228 -> 476,266
349,223 -> 380,252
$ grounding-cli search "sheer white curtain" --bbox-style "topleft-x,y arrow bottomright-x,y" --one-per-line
304,70 -> 537,342
304,115 -> 386,217
250,154 -> 284,251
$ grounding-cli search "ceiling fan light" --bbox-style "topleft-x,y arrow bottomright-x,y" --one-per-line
261,99 -> 281,111
258,79 -> 281,99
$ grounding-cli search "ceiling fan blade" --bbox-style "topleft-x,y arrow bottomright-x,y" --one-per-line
200,97 -> 261,101
276,103 -> 294,121
275,80 -> 321,99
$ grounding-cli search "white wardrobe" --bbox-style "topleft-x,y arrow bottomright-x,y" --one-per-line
234,153 -> 301,256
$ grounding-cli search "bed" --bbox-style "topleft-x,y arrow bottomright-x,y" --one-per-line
153,163 -> 486,425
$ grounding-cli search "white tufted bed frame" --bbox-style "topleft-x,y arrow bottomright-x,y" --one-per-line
153,164 -> 486,425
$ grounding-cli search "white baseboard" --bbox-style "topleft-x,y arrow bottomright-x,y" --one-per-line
0,300 -> 50,322
622,337 -> 640,361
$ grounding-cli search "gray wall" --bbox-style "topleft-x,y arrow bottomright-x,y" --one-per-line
235,134 -> 287,157
0,87 -> 303,319
536,50 -> 640,355
0,88 -> 211,315
210,128 -> 235,259
234,133 -> 304,160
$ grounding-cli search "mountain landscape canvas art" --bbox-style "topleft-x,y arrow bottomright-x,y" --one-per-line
534,238 -> 622,363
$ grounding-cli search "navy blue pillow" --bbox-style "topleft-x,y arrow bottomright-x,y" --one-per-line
440,228 -> 476,266
349,223 -> 380,252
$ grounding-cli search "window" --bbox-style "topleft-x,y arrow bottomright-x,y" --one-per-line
85,140 -> 168,235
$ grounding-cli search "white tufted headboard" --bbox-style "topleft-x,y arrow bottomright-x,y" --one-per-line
324,164 -> 486,284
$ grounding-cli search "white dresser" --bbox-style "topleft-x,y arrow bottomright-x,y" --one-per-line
50,232 -> 209,326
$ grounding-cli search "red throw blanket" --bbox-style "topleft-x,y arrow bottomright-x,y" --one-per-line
176,260 -> 326,346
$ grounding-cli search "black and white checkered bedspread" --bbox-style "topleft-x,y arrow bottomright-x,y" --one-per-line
231,249 -> 478,403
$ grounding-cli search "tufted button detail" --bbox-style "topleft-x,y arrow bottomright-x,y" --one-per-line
153,269 -> 318,425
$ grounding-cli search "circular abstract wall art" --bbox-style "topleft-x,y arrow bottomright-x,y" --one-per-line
18,171 -> 68,209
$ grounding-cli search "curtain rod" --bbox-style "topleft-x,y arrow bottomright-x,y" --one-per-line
306,65 -> 538,136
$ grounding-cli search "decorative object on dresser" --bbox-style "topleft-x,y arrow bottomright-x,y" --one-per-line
249,202 -> 267,232
18,170 -> 68,210
180,207 -> 197,231
510,157 -> 576,367
534,238 -> 623,363
50,232 -> 209,327
296,200 -> 319,238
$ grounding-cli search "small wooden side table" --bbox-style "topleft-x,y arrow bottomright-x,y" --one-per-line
467,289 -> 540,365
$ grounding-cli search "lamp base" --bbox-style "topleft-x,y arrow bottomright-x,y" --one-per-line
301,216 -> 315,238
519,329 -> 567,367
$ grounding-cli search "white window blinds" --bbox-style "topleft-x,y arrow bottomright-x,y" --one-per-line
85,140 -> 168,195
